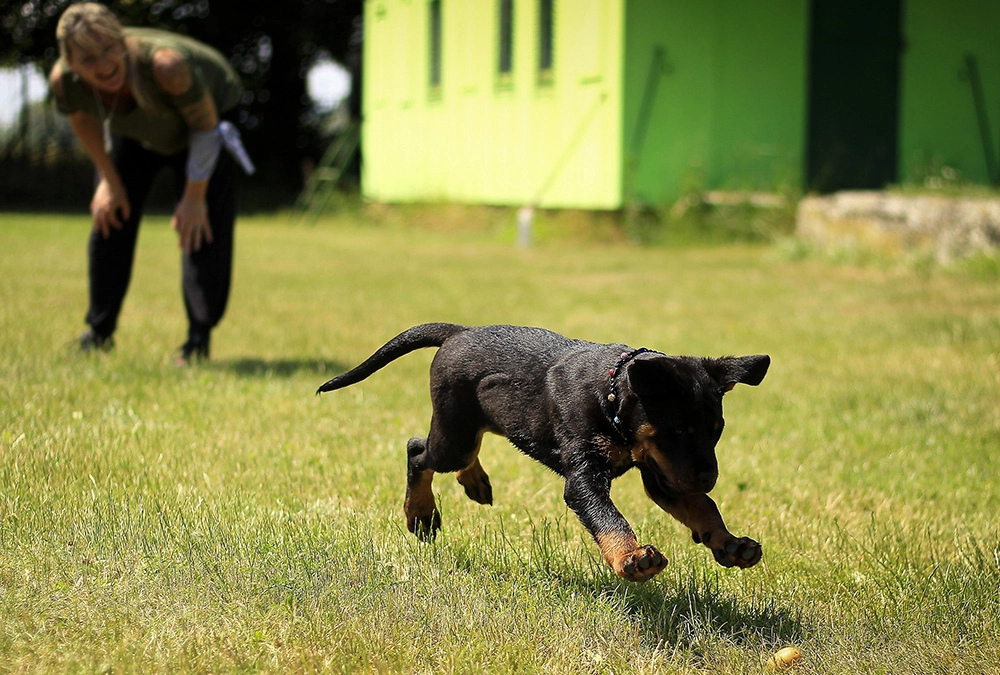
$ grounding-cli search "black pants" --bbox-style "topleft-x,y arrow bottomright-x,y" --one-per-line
86,136 -> 237,343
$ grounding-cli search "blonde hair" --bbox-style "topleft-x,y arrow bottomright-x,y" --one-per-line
56,2 -> 150,109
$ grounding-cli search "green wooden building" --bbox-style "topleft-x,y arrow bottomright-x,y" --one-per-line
360,0 -> 1000,210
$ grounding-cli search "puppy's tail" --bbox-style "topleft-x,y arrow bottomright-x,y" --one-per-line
316,323 -> 467,394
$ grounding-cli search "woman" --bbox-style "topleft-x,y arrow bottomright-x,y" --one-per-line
49,3 -> 254,364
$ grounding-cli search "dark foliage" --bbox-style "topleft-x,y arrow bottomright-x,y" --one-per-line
0,0 -> 363,199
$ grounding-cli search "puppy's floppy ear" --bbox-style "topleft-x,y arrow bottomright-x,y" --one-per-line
626,356 -> 684,399
704,355 -> 770,393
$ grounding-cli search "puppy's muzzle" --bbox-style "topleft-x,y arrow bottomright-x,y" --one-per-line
697,471 -> 718,492
647,460 -> 718,495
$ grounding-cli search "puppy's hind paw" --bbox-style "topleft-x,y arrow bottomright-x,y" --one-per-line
407,510 -> 442,542
456,463 -> 493,506
711,536 -> 762,568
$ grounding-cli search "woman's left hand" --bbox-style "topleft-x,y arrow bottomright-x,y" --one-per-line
172,194 -> 213,253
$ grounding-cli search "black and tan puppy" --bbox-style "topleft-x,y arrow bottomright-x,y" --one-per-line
317,323 -> 769,582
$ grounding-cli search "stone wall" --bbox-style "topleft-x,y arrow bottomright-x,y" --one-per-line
797,191 -> 1000,263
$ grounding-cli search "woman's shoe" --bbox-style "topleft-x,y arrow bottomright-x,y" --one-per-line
78,329 -> 114,353
175,335 -> 210,366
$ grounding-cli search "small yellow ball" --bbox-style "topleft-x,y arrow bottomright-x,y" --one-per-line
767,646 -> 803,670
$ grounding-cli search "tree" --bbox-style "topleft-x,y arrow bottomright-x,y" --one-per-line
0,0 -> 363,194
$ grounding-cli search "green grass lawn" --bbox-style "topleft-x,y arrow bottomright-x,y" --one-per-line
2,210 -> 998,673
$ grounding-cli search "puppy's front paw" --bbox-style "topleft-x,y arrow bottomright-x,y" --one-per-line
613,545 -> 667,582
711,536 -> 761,568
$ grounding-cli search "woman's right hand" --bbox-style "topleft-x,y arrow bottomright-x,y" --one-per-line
90,177 -> 131,238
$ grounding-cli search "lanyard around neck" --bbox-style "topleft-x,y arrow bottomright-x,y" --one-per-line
91,87 -> 121,154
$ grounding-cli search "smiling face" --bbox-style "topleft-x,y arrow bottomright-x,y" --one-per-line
66,32 -> 127,94
56,3 -> 128,94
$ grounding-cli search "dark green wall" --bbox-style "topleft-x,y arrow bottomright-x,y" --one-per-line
899,0 -> 1000,185
623,0 -> 808,206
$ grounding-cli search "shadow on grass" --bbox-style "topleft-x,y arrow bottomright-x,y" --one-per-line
213,357 -> 348,379
606,570 -> 805,651
478,515 -> 806,650
523,560 -> 806,652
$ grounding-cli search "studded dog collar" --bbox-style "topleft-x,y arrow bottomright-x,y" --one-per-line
604,347 -> 662,442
